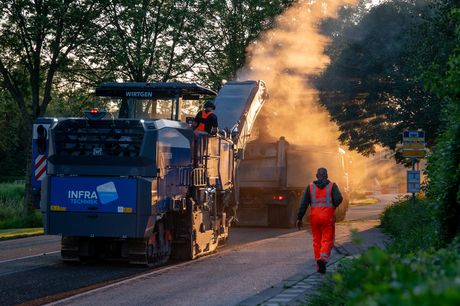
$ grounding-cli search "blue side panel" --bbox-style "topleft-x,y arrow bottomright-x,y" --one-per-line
156,166 -> 189,213
158,127 -> 192,166
158,200 -> 168,213
50,177 -> 137,213
159,147 -> 192,166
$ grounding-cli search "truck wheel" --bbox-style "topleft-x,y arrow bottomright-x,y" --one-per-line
334,194 -> 349,222
280,193 -> 297,229
334,203 -> 346,222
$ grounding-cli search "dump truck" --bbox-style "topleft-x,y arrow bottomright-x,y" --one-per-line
235,137 -> 352,228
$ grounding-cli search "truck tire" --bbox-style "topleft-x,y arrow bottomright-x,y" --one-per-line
334,193 -> 349,222
334,203 -> 346,222
280,193 -> 298,229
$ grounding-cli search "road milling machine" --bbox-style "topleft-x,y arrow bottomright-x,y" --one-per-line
32,79 -> 351,266
32,81 -> 268,265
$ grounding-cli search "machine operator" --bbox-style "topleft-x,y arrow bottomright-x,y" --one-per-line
191,100 -> 218,135
296,167 -> 343,274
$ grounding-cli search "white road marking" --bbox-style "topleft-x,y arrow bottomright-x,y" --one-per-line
0,251 -> 60,264
44,253 -> 217,306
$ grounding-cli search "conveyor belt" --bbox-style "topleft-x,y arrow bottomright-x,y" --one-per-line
212,80 -> 268,211
213,80 -> 268,151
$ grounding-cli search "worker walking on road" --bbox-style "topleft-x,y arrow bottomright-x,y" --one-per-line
191,100 -> 218,135
296,167 -> 343,274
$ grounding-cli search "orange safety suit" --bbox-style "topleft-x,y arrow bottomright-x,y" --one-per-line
195,110 -> 213,133
310,181 -> 335,268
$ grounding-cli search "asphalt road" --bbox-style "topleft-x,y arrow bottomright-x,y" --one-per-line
345,193 -> 404,221
0,235 -> 61,262
0,227 -> 302,306
48,230 -> 315,306
0,194 -> 399,306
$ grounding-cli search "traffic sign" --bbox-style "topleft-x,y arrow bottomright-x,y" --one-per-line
403,130 -> 425,158
407,170 -> 421,193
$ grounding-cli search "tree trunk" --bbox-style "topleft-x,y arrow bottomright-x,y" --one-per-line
23,137 -> 34,218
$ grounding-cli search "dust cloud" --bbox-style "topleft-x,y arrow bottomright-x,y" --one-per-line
235,0 -> 370,187
237,0 -> 357,145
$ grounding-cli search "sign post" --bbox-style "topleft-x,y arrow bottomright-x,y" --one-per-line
403,131 -> 425,207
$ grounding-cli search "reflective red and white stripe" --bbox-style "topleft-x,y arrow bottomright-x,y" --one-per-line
35,155 -> 47,181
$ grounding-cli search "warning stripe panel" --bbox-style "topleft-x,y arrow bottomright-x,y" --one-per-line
35,155 -> 46,168
35,155 -> 47,181
36,166 -> 46,180
35,159 -> 46,173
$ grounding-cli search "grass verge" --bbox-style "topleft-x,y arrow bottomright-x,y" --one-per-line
305,196 -> 455,306
0,182 -> 43,230
0,228 -> 44,241
349,196 -> 379,207
0,208 -> 43,230
335,219 -> 380,226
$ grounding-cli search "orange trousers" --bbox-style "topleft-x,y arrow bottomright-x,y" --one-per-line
310,214 -> 335,267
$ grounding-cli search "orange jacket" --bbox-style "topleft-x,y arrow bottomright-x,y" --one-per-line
310,181 -> 335,217
195,110 -> 213,132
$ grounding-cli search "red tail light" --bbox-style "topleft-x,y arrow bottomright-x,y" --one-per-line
273,196 -> 284,200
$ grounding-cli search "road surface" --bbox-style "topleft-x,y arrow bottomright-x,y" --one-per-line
0,194 -> 398,306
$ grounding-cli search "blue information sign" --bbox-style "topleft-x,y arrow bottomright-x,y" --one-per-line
403,131 -> 424,139
407,170 -> 421,193
403,130 -> 425,158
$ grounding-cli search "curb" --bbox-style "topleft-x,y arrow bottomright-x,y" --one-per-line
364,190 -> 408,196
365,190 -> 395,195
236,249 -> 347,306
236,220 -> 390,306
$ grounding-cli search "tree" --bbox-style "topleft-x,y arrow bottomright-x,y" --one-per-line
409,0 -> 460,77
0,0 -> 299,217
315,0 -> 443,162
0,91 -> 29,179
91,0 -> 216,83
0,0 -> 108,216
422,8 -> 460,242
91,0 -> 296,90
195,0 -> 295,89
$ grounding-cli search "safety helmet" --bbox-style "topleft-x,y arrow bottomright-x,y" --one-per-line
204,100 -> 216,110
